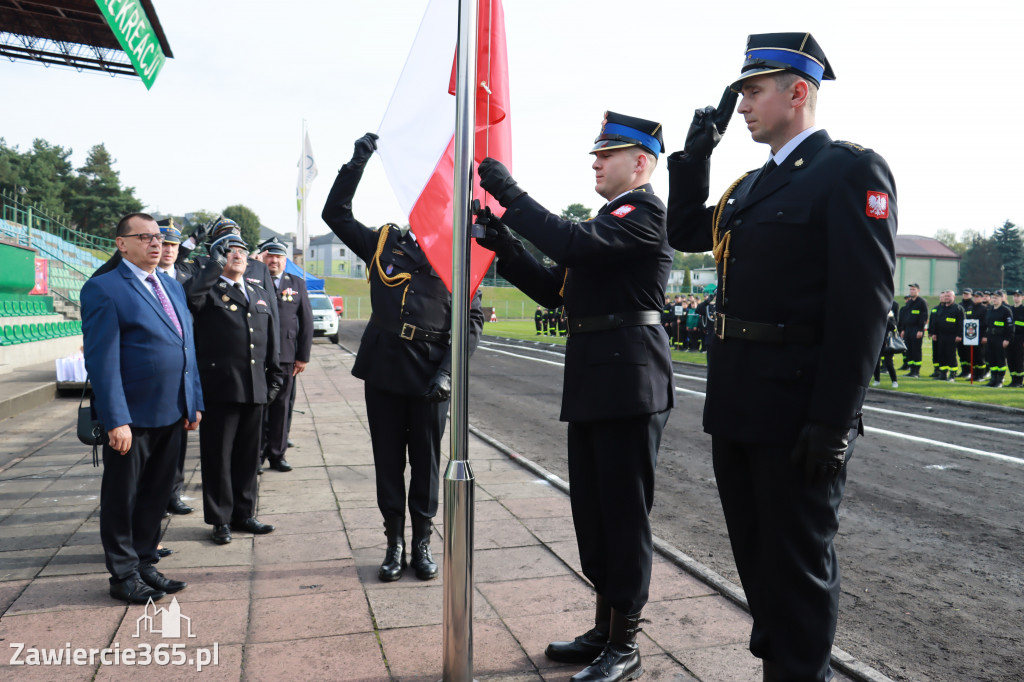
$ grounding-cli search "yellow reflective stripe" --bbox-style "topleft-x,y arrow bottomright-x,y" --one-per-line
994,321 -> 1005,326
945,317 -> 956,322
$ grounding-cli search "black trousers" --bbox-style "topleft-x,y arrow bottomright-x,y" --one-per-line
712,434 -> 854,682
567,409 -> 669,615
169,429 -> 188,502
986,340 -> 1008,372
100,421 -> 181,582
364,383 -> 447,520
200,401 -> 263,525
903,328 -> 923,367
263,363 -> 295,461
934,334 -> 958,372
1008,338 -> 1024,379
874,350 -> 896,383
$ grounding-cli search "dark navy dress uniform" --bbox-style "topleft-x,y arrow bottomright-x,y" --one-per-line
667,33 -> 897,682
495,181 -> 675,616
321,159 -> 484,526
262,269 -> 313,464
186,259 -> 284,527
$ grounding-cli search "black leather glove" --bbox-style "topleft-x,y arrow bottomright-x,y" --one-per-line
683,86 -> 739,159
267,381 -> 282,403
351,132 -> 379,166
424,369 -> 452,403
207,235 -> 233,267
474,207 -> 524,259
478,157 -> 526,207
790,423 -> 850,485
189,217 -> 213,246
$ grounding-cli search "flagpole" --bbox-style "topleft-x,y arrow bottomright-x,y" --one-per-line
443,0 -> 478,679
301,118 -> 309,285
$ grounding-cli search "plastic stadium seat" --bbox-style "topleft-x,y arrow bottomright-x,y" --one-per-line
13,325 -> 27,343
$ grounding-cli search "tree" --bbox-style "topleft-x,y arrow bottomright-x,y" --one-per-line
992,220 -> 1024,291
682,267 -> 691,288
68,144 -> 143,238
561,203 -> 593,222
957,235 -> 1003,290
222,204 -> 262,249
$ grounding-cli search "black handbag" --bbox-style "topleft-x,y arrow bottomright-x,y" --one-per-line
884,330 -> 908,355
76,382 -> 104,466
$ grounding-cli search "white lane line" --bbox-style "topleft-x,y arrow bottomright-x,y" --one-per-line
861,405 -> 1024,439
480,339 -> 566,357
482,345 -> 1022,466
862,427 -> 1024,466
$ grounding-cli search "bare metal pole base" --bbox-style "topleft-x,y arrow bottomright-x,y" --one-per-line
442,460 -> 475,681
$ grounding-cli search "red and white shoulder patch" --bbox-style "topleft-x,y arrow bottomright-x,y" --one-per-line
866,191 -> 889,219
611,204 -> 636,218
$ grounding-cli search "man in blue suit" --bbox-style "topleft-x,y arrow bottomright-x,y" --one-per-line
82,213 -> 203,604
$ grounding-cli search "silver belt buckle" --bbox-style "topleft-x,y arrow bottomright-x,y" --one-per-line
400,323 -> 416,340
715,313 -> 726,340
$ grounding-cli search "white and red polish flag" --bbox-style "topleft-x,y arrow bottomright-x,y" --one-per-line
376,0 -> 512,294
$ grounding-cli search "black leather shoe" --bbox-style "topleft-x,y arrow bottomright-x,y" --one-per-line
167,498 -> 194,515
546,627 -> 608,664
157,547 -> 173,558
231,517 -> 275,534
110,578 -> 165,604
379,543 -> 406,582
140,568 -> 188,594
269,458 -> 293,472
411,540 -> 438,580
287,439 -> 295,448
570,610 -> 643,682
211,524 -> 232,545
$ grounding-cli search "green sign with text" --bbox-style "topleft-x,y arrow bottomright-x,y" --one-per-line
94,0 -> 167,89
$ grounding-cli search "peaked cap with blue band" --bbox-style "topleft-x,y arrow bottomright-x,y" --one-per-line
157,217 -> 182,244
591,111 -> 664,158
732,32 -> 835,89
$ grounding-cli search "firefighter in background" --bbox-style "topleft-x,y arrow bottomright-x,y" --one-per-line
899,283 -> 928,377
982,290 -> 1014,388
957,288 -> 974,377
1009,290 -> 1024,387
929,290 -> 963,382
535,305 -> 545,335
970,290 -> 989,381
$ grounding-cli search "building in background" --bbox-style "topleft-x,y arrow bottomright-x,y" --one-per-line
306,233 -> 364,279
895,235 -> 960,295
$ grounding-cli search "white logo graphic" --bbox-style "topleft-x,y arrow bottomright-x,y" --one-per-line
867,193 -> 887,217
134,597 -> 195,639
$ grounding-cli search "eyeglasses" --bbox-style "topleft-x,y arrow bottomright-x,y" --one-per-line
121,233 -> 166,244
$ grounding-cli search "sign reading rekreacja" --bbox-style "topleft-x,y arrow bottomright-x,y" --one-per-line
94,0 -> 167,89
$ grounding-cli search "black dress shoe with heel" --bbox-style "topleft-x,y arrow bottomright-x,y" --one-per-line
570,610 -> 644,682
211,524 -> 232,545
157,547 -> 173,558
231,518 -> 275,534
547,594 -> 611,664
110,577 -> 165,604
141,568 -> 188,594
167,498 -> 194,515
269,458 -> 293,472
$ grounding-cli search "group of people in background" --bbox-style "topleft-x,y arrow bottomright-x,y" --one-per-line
534,305 -> 567,336
81,214 -> 313,605
660,286 -> 716,352
878,283 -> 1023,388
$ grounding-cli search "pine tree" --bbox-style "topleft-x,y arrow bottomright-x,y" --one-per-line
957,235 -> 1003,290
69,144 -> 143,238
992,220 -> 1024,291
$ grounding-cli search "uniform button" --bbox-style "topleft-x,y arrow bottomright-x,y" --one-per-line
410,290 -> 415,294
728,257 -> 736,264
250,344 -> 254,349
724,297 -> 729,304
251,359 -> 255,365
733,218 -> 742,226
404,311 -> 410,316
247,313 -> 252,318
776,211 -> 784,218
249,328 -> 254,332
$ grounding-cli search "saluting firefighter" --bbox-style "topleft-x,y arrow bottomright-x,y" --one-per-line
259,238 -> 313,472
982,289 -> 1014,388
665,33 -> 897,681
321,133 -> 484,583
185,234 -> 284,545
1009,289 -> 1024,387
899,283 -> 928,377
929,290 -> 963,382
475,111 -> 675,682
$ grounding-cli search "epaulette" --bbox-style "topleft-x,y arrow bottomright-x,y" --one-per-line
630,187 -> 648,193
832,140 -> 871,154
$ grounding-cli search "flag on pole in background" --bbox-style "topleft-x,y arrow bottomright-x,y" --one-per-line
376,0 -> 512,294
296,129 -> 318,254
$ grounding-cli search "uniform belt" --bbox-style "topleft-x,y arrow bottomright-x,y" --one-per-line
568,310 -> 662,335
714,313 -> 820,344
369,314 -> 450,345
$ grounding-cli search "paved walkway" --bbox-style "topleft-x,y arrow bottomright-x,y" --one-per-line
0,342 -> 854,680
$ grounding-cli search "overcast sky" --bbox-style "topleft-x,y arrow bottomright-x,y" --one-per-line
2,0 -> 1021,246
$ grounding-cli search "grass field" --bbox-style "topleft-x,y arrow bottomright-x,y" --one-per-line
322,277 -> 541,321
482,320 -> 1024,410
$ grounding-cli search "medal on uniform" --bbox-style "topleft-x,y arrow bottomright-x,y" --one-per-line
222,295 -> 230,302
386,264 -> 394,275
230,304 -> 238,311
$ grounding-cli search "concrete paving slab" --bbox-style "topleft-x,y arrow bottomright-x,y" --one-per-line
255,509 -> 344,536
501,496 -> 573,519
251,559 -> 359,599
0,605 -> 126,657
473,499 -> 519,523
0,521 -> 78,551
518,515 -> 580,544
350,547 -> 446,588
670,642 -> 763,682
380,619 -> 531,681
155,565 -> 252,603
244,633 -> 385,682
475,545 -> 570,583
0,578 -> 28,611
153,538 -> 253,570
477,575 -> 596,619
6,573 -> 124,614
252,529 -> 352,564
475,518 -> 541,550
0,547 -> 58,581
36,543 -> 107,577
544,540 -> 583,575
249,589 -> 373,642
365,583 -> 497,629
256,491 -> 338,515
648,557 -> 720,602
341,506 -> 387,530
480,481 -> 566,500
111,596 -> 250,648
643,596 -> 751,655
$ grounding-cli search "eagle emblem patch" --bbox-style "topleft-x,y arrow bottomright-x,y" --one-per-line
866,191 -> 889,219
611,204 -> 636,218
